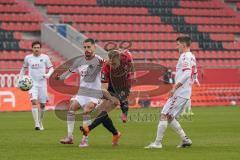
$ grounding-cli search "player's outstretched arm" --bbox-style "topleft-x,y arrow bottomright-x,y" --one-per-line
56,68 -> 74,80
56,57 -> 81,80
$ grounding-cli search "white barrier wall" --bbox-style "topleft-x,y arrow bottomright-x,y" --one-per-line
0,74 -> 19,88
41,23 -> 108,59
41,23 -> 84,59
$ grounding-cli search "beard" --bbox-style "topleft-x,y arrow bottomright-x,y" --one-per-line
85,51 -> 93,57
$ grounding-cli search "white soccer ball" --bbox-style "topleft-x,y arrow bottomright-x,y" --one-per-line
18,76 -> 33,91
230,100 -> 236,106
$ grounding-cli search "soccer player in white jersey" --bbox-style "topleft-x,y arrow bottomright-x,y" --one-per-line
59,38 -> 119,147
18,41 -> 54,130
145,36 -> 196,149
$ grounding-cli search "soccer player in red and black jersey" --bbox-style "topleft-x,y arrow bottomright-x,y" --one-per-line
102,49 -> 134,122
79,49 -> 134,146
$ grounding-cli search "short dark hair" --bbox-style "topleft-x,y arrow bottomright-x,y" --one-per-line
176,36 -> 191,47
32,41 -> 42,48
84,38 -> 95,44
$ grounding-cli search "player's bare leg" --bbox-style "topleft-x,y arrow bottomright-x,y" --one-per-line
60,100 -> 80,144
31,99 -> 40,130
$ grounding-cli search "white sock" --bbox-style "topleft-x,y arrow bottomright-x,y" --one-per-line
82,135 -> 88,142
185,100 -> 191,113
188,101 -> 192,113
155,120 -> 168,144
39,108 -> 45,124
67,111 -> 75,138
182,105 -> 187,113
169,118 -> 187,141
32,106 -> 39,126
82,115 -> 91,140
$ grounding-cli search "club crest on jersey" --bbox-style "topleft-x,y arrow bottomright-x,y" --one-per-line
40,59 -> 43,62
88,64 -> 93,69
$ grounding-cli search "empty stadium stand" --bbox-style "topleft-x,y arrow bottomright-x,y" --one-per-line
33,0 -> 240,106
0,0 -> 65,73
34,0 -> 240,68
0,0 -> 43,31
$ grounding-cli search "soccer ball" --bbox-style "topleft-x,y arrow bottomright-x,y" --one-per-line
230,100 -> 236,106
18,76 -> 33,91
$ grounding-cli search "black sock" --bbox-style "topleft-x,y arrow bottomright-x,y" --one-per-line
120,101 -> 129,115
102,115 -> 118,135
88,111 -> 108,130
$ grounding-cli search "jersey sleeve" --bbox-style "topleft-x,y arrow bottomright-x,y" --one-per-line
181,54 -> 192,72
23,56 -> 29,68
121,50 -> 134,73
123,50 -> 133,62
178,53 -> 193,84
101,63 -> 110,83
69,57 -> 82,73
191,55 -> 198,80
193,56 -> 198,74
45,55 -> 53,69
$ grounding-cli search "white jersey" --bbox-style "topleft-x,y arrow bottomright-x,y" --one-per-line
174,51 -> 197,99
23,54 -> 53,86
71,55 -> 103,92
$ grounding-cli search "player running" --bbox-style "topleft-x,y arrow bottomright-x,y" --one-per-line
18,41 -> 54,130
145,36 -> 197,149
102,48 -> 134,122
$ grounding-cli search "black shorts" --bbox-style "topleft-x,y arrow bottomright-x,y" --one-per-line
108,81 -> 130,102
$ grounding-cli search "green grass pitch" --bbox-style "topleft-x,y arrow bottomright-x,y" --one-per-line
0,106 -> 240,160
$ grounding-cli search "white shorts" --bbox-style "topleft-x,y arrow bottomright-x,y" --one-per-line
71,95 -> 101,108
29,85 -> 48,104
161,96 -> 188,118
